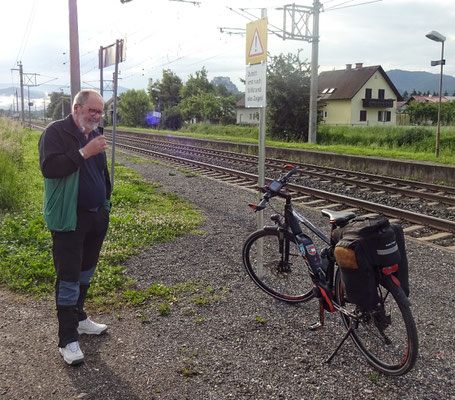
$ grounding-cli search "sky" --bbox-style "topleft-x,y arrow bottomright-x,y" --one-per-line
1,0 -> 454,110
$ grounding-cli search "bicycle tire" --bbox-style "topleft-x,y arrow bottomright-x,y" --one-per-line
242,227 -> 314,303
335,269 -> 418,375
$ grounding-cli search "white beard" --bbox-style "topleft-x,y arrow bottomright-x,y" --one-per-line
77,114 -> 99,133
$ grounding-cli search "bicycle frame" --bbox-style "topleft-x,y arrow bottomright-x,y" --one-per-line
280,195 -> 358,321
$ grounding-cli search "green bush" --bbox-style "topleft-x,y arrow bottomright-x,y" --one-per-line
0,118 -> 27,210
317,125 -> 454,154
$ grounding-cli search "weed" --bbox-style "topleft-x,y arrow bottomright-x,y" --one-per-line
157,302 -> 170,316
255,316 -> 266,324
179,348 -> 202,377
368,372 -> 379,384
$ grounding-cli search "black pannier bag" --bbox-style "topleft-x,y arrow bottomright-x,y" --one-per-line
334,216 -> 403,311
390,223 -> 410,296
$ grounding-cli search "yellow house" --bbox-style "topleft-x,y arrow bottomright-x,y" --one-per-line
318,64 -> 403,126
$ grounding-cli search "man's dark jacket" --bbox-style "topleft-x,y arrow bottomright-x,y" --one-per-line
38,114 -> 111,231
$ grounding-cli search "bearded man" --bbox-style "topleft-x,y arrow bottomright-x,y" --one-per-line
38,89 -> 111,365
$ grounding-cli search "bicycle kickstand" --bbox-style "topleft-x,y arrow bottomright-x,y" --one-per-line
325,325 -> 354,364
309,301 -> 325,331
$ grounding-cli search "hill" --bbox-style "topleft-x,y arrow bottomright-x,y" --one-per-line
211,76 -> 240,94
387,69 -> 455,96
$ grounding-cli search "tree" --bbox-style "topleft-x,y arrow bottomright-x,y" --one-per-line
46,91 -> 71,120
266,51 -> 311,142
180,67 -> 214,99
147,69 -> 182,112
161,106 -> 183,130
117,89 -> 152,127
179,67 -> 219,123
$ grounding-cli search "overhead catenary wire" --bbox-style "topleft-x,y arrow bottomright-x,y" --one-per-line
14,0 -> 38,67
324,0 -> 382,12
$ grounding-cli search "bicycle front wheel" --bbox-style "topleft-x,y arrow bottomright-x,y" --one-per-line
335,269 -> 418,375
242,228 -> 314,303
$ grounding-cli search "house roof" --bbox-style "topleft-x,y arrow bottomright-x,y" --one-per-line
236,96 -> 246,107
404,95 -> 450,104
318,65 -> 403,101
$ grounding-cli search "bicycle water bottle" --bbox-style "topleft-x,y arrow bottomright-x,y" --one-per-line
296,233 -> 326,283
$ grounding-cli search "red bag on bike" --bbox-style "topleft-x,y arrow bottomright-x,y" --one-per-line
334,216 -> 402,311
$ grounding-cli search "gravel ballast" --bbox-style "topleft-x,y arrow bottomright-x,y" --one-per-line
1,152 -> 454,400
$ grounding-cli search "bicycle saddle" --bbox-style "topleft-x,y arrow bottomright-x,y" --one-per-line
321,209 -> 356,225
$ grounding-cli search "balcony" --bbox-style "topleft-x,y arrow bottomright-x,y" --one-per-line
362,98 -> 394,108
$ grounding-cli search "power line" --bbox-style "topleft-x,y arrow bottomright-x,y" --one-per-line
324,0 -> 383,12
14,0 -> 38,66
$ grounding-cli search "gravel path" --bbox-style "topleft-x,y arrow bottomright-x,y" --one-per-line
1,151 -> 454,400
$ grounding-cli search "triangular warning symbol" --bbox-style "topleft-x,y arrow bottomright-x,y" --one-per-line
248,28 -> 264,58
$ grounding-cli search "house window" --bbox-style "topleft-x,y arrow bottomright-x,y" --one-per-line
360,110 -> 367,121
365,88 -> 372,99
378,111 -> 391,122
324,111 -> 328,118
378,89 -> 385,100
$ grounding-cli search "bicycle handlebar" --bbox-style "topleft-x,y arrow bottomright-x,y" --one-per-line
248,164 -> 297,212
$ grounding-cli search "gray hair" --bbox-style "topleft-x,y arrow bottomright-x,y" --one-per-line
72,89 -> 103,112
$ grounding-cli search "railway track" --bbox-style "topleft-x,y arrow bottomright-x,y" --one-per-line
107,138 -> 455,252
107,130 -> 455,205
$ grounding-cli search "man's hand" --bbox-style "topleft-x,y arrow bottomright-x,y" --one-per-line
81,135 -> 108,158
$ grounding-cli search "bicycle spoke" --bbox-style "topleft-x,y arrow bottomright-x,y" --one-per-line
243,229 -> 314,302
335,271 -> 418,375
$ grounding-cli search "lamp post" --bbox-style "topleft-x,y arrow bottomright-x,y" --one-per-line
425,30 -> 446,157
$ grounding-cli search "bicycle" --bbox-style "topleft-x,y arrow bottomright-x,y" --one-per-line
242,165 -> 418,375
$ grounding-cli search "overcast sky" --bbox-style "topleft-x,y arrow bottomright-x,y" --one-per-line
2,0 -> 454,107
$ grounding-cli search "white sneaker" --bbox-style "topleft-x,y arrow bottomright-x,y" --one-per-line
77,317 -> 108,335
59,341 -> 84,365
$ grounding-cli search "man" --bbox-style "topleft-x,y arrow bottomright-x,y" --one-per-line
39,89 -> 111,365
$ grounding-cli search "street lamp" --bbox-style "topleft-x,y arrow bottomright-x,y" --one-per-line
425,30 -> 446,157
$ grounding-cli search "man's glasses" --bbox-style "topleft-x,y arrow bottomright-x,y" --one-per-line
79,104 -> 103,116
87,108 -> 103,116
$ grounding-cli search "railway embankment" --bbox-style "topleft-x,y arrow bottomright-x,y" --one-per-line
127,130 -> 455,186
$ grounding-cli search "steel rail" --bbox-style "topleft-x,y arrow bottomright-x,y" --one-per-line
106,129 -> 455,193
109,133 -> 455,206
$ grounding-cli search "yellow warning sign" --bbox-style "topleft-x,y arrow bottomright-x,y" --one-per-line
246,17 -> 268,65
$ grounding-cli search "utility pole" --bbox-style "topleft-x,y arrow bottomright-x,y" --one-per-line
15,89 -> 19,119
61,89 -> 65,119
308,0 -> 321,143
27,86 -> 32,127
69,0 -> 81,102
111,39 -> 121,188
17,62 -> 25,125
99,46 -> 104,128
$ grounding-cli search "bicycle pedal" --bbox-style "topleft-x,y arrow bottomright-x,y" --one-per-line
309,321 -> 324,331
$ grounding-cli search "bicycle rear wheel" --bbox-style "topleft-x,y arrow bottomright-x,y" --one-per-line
335,269 -> 418,375
242,227 -> 314,303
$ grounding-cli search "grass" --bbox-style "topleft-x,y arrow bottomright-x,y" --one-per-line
0,118 -> 28,210
116,123 -> 455,165
0,124 -> 206,309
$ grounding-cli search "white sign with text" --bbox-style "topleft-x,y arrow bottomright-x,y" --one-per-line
245,63 -> 266,108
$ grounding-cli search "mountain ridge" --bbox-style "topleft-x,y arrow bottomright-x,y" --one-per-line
386,69 -> 455,96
